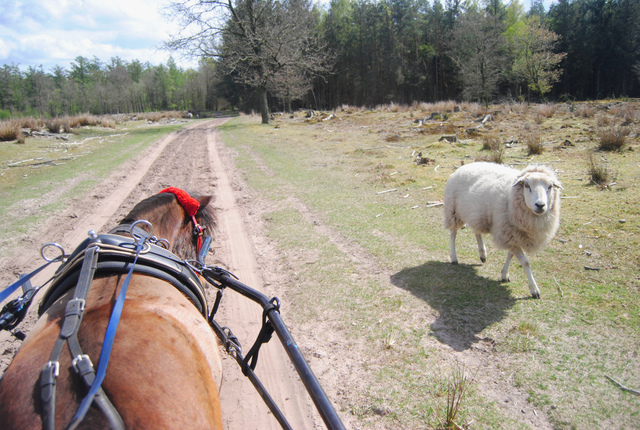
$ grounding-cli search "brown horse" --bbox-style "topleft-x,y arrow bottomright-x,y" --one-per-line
0,190 -> 223,429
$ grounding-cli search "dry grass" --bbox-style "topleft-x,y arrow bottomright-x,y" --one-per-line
608,103 -> 639,124
216,102 -> 640,429
575,104 -> 598,118
597,126 -> 630,151
536,103 -> 557,118
525,131 -> 544,154
18,117 -> 43,130
101,117 -> 116,128
481,135 -> 499,151
504,102 -> 528,115
68,114 -> 100,128
0,120 -> 22,141
587,153 -> 615,186
439,366 -> 474,430
45,118 -> 71,134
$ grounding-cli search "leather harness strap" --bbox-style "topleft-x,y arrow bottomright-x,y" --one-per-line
38,223 -> 209,430
40,246 -> 124,430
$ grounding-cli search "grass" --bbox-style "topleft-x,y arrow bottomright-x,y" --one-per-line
0,120 -> 22,142
217,100 -> 640,429
587,153 -> 615,186
0,118 -> 188,259
597,126 -> 630,151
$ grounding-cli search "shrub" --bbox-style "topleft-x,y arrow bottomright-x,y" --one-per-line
597,126 -> 629,151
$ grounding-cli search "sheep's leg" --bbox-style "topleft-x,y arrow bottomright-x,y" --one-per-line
449,230 -> 458,264
475,234 -> 486,263
501,252 -> 513,282
513,249 -> 541,299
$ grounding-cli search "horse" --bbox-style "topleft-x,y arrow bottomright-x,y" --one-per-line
0,189 -> 223,429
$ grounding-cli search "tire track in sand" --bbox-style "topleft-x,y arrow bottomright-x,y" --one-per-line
206,123 -> 322,430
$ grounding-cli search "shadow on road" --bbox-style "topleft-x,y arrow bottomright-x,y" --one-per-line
391,261 -> 519,351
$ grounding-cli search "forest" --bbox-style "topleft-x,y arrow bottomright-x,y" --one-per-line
1,0 -> 639,120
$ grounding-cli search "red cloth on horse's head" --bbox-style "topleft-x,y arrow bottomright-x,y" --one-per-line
159,187 -> 200,217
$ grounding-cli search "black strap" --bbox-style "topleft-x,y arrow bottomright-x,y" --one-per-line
39,246 -> 124,430
241,299 -> 280,375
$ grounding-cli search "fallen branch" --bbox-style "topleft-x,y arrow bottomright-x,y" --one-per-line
605,375 -> 640,396
377,188 -> 397,194
8,158 -> 41,167
426,202 -> 444,208
9,156 -> 77,168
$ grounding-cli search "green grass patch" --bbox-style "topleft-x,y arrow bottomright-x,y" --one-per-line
218,104 -> 640,429
0,122 -> 184,258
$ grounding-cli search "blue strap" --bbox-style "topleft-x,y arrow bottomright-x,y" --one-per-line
0,260 -> 55,304
68,234 -> 148,428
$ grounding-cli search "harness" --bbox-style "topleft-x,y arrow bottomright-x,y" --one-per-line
0,218 -> 345,429
36,221 -> 213,430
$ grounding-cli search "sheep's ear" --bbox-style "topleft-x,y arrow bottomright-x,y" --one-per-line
553,182 -> 564,190
513,177 -> 525,187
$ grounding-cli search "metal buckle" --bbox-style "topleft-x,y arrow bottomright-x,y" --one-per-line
45,361 -> 60,378
72,354 -> 94,374
66,298 -> 86,314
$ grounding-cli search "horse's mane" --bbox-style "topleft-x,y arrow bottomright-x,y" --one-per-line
120,191 -> 216,259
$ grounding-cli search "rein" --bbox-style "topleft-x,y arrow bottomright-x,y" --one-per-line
34,220 -> 210,430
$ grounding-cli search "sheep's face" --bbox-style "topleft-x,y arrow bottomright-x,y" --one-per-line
515,173 -> 562,216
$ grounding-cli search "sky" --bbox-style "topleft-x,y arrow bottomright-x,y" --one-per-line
0,0 -> 198,72
1,0 -> 557,74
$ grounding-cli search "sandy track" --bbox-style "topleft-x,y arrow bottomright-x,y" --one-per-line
0,119 -> 322,429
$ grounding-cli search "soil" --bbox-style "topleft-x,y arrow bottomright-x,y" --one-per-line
0,118 -> 555,429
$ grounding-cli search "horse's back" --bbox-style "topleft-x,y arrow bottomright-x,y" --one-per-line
0,275 -> 223,429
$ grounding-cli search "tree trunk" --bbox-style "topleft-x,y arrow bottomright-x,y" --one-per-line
259,87 -> 270,124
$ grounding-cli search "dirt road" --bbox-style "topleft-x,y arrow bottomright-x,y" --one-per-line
0,119 -> 324,429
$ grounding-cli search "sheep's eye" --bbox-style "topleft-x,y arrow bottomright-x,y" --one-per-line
524,183 -> 531,190
548,185 -> 553,191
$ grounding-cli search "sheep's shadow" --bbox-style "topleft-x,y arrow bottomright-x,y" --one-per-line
391,261 -> 518,351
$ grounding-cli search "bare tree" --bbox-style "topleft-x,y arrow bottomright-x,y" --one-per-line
164,0 -> 332,123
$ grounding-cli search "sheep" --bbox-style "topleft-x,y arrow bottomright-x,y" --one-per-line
443,162 -> 562,298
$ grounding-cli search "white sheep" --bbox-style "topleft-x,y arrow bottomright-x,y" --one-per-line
443,162 -> 562,298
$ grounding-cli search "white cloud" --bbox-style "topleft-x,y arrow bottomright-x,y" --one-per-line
0,0 -> 197,71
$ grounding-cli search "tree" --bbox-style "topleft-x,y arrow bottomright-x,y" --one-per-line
165,0 -> 333,123
450,7 -> 506,105
509,16 -> 566,100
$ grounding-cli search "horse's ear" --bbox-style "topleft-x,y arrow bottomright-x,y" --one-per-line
196,195 -> 213,209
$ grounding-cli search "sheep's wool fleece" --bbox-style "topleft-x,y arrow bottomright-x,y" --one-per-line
444,162 -> 561,255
